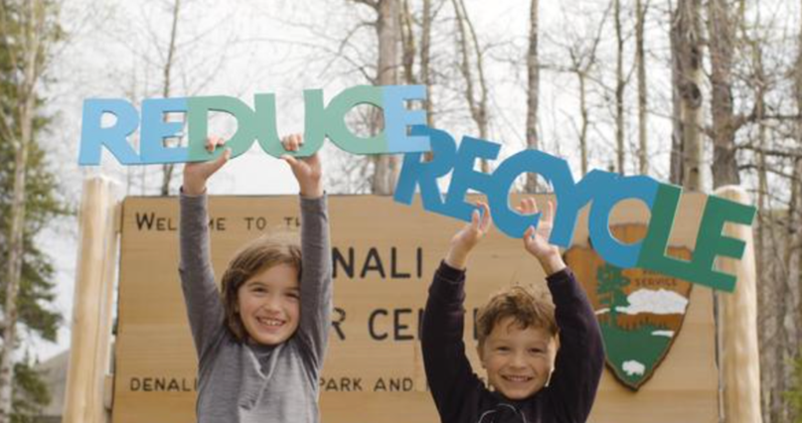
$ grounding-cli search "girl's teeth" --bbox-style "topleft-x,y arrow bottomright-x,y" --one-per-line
258,318 -> 283,326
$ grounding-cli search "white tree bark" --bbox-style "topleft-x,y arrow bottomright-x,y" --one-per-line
0,1 -> 46,421
370,0 -> 400,195
160,0 -> 182,196
524,0 -> 540,192
635,0 -> 648,175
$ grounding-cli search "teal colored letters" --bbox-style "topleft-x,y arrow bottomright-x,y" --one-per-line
78,99 -> 141,165
396,132 -> 756,292
78,85 -> 432,165
140,98 -> 189,163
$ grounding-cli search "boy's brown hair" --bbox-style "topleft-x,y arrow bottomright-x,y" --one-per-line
476,285 -> 559,349
219,232 -> 302,341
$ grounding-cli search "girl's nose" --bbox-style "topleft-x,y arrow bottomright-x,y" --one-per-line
262,294 -> 282,310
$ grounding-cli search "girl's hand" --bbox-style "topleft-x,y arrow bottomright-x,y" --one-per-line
445,202 -> 492,270
281,134 -> 323,198
182,136 -> 230,196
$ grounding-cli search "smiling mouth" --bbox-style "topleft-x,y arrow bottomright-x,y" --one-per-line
256,317 -> 285,328
502,375 -> 534,383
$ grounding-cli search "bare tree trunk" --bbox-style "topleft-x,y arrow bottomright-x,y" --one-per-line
787,9 -> 802,422
774,157 -> 797,423
400,0 -> 416,85
579,72 -> 589,177
635,0 -> 648,175
614,0 -> 626,174
452,0 -> 489,172
421,0 -> 433,127
668,16 -> 684,185
524,0 -> 540,193
670,0 -> 704,190
564,15 -> 603,179
707,0 -> 741,188
795,0 -> 802,361
160,0 -> 182,196
370,0 -> 400,195
0,2 -> 45,421
419,0 -> 437,163
750,26 -> 771,423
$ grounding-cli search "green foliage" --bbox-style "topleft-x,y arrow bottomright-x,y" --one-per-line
10,361 -> 50,423
596,263 -> 630,325
0,1 -> 70,420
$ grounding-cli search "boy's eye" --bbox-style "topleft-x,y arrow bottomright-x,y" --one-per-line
529,348 -> 544,354
496,346 -> 510,352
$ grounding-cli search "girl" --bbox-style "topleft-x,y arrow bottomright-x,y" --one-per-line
179,134 -> 331,422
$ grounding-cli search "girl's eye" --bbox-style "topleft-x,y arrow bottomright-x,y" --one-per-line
286,292 -> 300,299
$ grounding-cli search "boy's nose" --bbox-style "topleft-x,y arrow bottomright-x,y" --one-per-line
509,352 -> 527,368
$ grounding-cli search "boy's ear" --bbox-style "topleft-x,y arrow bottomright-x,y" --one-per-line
550,334 -> 561,365
476,344 -> 486,368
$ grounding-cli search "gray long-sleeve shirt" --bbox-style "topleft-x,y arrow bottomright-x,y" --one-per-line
179,193 -> 332,423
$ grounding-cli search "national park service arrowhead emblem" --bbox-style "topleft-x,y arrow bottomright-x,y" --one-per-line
565,224 -> 693,390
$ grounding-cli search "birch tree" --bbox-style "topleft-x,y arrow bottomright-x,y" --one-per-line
452,0 -> 489,173
351,0 -> 401,195
707,0 -> 741,188
0,1 -> 56,421
523,0 -> 540,192
159,0 -> 182,196
635,0 -> 648,175
669,0 -> 703,190
614,0 -> 626,174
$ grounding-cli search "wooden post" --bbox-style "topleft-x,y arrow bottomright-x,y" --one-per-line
714,186 -> 762,423
63,177 -> 120,423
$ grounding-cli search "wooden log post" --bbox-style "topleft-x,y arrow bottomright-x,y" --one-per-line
714,186 -> 762,423
63,177 -> 120,423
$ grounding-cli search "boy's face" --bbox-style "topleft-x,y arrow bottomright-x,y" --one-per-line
478,317 -> 558,400
237,263 -> 300,346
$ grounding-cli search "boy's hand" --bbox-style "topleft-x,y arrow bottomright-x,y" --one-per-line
521,198 -> 566,275
182,136 -> 231,196
281,134 -> 323,199
445,202 -> 492,270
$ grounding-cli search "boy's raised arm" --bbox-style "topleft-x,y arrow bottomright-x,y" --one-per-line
422,203 -> 491,421
520,198 -> 604,422
281,134 -> 332,370
179,137 -> 231,358
543,267 -> 604,422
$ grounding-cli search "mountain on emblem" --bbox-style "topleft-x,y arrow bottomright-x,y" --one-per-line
565,224 -> 692,390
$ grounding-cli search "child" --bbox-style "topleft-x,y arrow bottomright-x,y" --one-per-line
179,134 -> 331,422
421,199 -> 604,423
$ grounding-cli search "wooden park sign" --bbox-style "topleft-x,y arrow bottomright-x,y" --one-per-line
112,194 -> 720,423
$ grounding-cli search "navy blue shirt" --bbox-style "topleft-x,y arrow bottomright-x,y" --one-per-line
421,262 -> 604,423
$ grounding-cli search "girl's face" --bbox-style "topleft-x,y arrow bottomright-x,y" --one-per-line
236,263 -> 300,345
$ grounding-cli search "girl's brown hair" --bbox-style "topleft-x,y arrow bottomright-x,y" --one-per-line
219,232 -> 302,341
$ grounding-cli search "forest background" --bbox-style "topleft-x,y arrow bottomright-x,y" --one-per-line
1,0 -> 801,422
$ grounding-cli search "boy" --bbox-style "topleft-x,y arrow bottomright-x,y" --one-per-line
179,134 -> 331,422
422,199 -> 604,423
